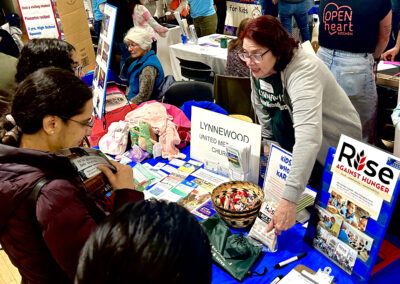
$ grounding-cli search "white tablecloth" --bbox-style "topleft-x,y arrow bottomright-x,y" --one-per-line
156,26 -> 182,76
169,34 -> 235,81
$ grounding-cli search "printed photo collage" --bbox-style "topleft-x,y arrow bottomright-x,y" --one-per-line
92,5 -> 116,119
312,188 -> 374,273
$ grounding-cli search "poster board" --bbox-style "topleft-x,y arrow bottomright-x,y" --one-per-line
190,107 -> 261,183
304,135 -> 400,283
92,3 -> 117,120
17,0 -> 61,39
55,0 -> 96,74
225,0 -> 262,35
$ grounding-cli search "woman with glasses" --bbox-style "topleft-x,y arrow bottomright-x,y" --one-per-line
122,26 -> 165,105
240,16 -> 361,235
15,38 -> 83,83
0,68 -> 144,284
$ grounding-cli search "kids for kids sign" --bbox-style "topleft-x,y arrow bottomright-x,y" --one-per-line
191,107 -> 261,183
18,0 -> 60,39
332,135 -> 400,202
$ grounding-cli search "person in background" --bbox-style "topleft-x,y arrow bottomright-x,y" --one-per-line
15,38 -> 83,83
340,201 -> 358,227
107,0 -> 133,73
92,0 -> 107,37
122,26 -> 164,105
0,68 -> 144,284
225,18 -> 251,77
0,52 -> 17,95
276,0 -> 310,42
214,0 -> 227,34
317,0 -> 392,146
259,0 -> 278,17
0,29 -> 19,58
240,16 -> 361,235
187,0 -> 217,37
154,0 -> 189,25
75,200 -> 212,284
1,13 -> 24,52
382,0 -> 400,61
129,0 -> 168,53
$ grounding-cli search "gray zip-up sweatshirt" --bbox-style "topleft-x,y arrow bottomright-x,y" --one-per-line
251,44 -> 362,203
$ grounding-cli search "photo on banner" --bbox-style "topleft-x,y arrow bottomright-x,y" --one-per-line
338,222 -> 373,262
92,3 -> 117,120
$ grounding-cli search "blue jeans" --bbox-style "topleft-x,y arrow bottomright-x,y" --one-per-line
317,46 -> 377,145
278,1 -> 310,42
94,20 -> 102,37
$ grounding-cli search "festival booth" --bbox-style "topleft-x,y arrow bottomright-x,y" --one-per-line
89,94 -> 400,283
15,2 -> 400,282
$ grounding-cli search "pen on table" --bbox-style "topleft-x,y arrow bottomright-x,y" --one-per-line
273,252 -> 308,269
270,274 -> 283,284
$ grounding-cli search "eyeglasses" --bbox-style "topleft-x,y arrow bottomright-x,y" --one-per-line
238,49 -> 271,63
73,64 -> 83,77
63,116 -> 95,128
125,42 -> 139,49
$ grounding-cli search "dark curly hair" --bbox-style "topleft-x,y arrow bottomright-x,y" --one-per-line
241,15 -> 299,72
76,199 -> 212,284
15,38 -> 75,83
1,67 -> 92,146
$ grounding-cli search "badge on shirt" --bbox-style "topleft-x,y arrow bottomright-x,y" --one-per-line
259,80 -> 274,94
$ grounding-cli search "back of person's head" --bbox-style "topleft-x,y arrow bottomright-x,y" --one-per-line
124,26 -> 153,51
75,199 -> 212,284
241,15 -> 299,72
1,67 -> 92,146
15,38 -> 75,83
228,18 -> 251,52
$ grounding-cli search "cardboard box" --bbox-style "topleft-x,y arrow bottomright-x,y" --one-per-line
55,0 -> 95,73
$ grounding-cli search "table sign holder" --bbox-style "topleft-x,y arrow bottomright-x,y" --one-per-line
304,135 -> 400,283
92,3 -> 117,120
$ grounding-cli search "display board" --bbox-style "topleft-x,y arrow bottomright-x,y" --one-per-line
17,0 -> 60,39
92,3 -> 117,120
190,107 -> 261,183
225,0 -> 262,35
304,135 -> 400,283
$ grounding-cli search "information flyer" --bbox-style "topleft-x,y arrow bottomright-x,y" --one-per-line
18,0 -> 60,39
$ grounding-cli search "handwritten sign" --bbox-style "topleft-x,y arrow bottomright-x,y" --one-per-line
191,107 -> 261,183
18,0 -> 60,39
225,0 -> 262,28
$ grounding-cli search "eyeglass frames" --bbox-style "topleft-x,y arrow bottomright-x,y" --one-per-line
62,116 -> 95,128
238,49 -> 271,63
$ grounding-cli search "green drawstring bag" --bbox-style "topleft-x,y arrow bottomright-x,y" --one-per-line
201,215 -> 264,282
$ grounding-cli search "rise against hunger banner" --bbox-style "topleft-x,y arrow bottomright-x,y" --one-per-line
18,0 -> 60,39
224,0 -> 261,35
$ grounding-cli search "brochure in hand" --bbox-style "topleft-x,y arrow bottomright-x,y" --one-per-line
60,147 -> 116,196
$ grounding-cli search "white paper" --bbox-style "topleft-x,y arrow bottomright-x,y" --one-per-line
169,158 -> 186,167
153,162 -> 166,170
191,168 -> 229,186
162,164 -> 179,174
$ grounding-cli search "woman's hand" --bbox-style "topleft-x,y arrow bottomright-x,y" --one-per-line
266,199 -> 297,235
98,160 -> 136,191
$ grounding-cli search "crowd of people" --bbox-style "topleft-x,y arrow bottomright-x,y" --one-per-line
0,1 -> 400,283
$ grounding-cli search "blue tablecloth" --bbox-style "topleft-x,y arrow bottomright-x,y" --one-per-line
120,146 -> 400,283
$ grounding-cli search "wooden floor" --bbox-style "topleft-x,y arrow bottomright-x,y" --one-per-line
0,249 -> 21,284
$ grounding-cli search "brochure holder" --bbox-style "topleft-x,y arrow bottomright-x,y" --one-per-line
304,139 -> 400,283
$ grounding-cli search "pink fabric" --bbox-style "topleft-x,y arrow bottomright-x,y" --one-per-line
125,101 -> 187,160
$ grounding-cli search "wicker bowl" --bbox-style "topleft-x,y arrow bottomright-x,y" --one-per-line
211,181 -> 264,228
